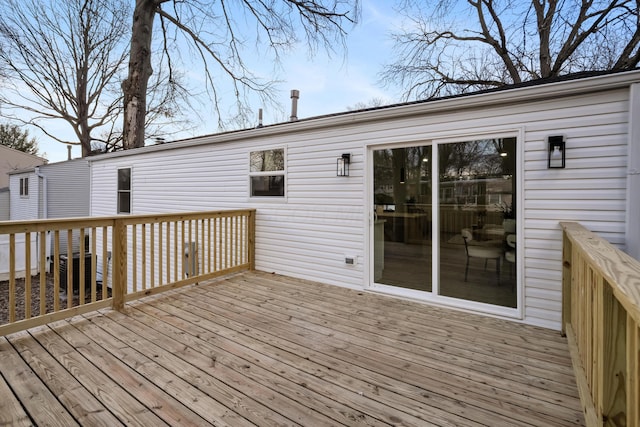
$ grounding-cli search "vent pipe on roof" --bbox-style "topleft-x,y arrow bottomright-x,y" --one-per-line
290,90 -> 299,121
67,145 -> 72,160
256,108 -> 263,128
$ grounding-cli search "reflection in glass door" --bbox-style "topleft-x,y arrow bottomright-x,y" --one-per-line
438,138 -> 517,307
373,137 -> 517,308
373,146 -> 433,291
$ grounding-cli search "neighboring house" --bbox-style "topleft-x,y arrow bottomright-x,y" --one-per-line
88,69 -> 640,331
0,144 -> 46,221
0,144 -> 46,188
8,158 -> 90,222
8,169 -> 40,222
3,159 -> 90,279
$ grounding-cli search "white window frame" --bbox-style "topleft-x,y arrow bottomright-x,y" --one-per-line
366,128 -> 524,321
117,167 -> 132,214
19,177 -> 29,198
249,147 -> 286,199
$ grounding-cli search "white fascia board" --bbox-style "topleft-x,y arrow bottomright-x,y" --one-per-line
626,83 -> 640,260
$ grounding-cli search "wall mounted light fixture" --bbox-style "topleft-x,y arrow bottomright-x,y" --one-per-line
337,153 -> 351,176
548,135 -> 566,169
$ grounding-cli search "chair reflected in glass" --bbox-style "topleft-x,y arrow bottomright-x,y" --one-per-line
504,233 -> 517,276
461,228 -> 502,282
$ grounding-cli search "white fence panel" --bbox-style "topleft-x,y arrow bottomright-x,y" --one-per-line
0,233 -> 40,281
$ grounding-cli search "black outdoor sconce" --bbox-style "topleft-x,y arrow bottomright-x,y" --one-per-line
548,135 -> 566,169
337,153 -> 351,176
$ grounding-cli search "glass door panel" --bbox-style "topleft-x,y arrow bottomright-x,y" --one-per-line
438,138 -> 517,307
373,146 -> 432,292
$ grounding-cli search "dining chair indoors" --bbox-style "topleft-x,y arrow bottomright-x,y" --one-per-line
504,233 -> 517,277
461,228 -> 502,282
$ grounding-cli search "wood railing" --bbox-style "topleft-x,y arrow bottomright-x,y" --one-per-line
561,222 -> 640,427
0,209 -> 255,336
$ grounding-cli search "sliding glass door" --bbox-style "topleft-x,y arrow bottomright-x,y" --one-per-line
372,137 -> 517,308
373,146 -> 433,291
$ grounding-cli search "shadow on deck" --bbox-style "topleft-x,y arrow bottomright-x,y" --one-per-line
0,271 -> 584,426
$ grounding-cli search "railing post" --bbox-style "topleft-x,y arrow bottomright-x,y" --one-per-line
561,221 -> 640,427
627,316 -> 639,427
602,284 -> 628,425
112,218 -> 127,311
248,210 -> 255,271
9,233 -> 16,323
561,229 -> 572,337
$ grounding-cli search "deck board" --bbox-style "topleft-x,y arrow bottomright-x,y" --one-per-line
0,271 -> 585,426
187,276 -> 582,426
7,331 -> 121,426
79,311 -> 331,426
48,318 -> 214,426
221,276 -> 576,380
0,337 -> 58,427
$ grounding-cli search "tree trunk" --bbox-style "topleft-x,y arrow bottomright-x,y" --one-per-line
77,49 -> 90,157
122,0 -> 158,150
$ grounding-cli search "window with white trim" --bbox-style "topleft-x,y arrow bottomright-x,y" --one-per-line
117,168 -> 131,213
19,177 -> 29,197
249,148 -> 285,197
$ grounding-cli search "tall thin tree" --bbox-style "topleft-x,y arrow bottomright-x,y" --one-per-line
0,0 -> 131,156
122,0 -> 360,150
0,0 -> 190,156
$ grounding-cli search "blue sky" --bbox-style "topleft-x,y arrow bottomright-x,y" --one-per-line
38,0 -> 403,163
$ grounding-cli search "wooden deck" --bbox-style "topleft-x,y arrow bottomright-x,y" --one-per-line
0,271 -> 585,426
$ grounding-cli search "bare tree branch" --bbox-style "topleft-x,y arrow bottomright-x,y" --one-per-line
383,0 -> 639,100
0,0 -> 194,156
122,0 -> 360,149
0,0 -> 132,156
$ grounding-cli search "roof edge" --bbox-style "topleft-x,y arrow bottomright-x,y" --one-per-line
90,68 -> 640,162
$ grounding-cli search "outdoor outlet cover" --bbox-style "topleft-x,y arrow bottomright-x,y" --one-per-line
345,256 -> 357,265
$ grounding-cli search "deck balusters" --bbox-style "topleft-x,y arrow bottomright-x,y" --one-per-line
0,210 -> 255,336
562,222 -> 640,427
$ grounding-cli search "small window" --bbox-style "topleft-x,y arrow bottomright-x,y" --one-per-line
117,168 -> 131,214
249,148 -> 285,197
19,177 -> 29,197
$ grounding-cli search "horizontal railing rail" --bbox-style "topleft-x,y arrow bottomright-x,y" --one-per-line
0,209 -> 255,336
561,222 -> 639,427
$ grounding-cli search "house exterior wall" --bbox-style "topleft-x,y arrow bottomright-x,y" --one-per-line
42,159 -> 90,219
9,171 -> 39,221
3,171 -> 40,279
40,159 -> 90,256
7,160 -> 90,262
8,159 -> 89,221
89,71 -> 638,330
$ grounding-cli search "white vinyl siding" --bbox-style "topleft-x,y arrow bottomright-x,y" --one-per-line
90,137 -> 366,287
44,159 -> 90,219
9,172 -> 38,221
8,159 -> 90,222
89,73 -> 637,330
40,160 -> 91,256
